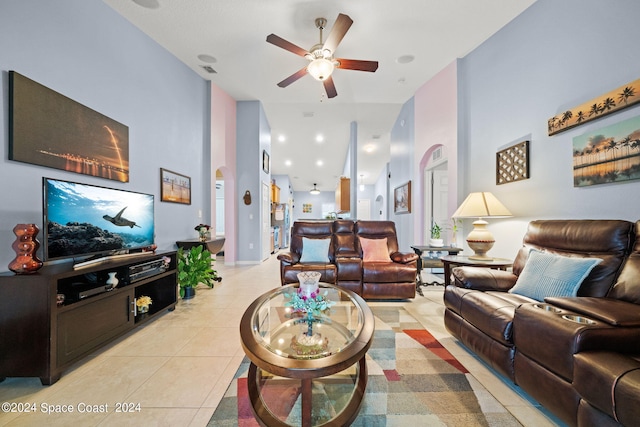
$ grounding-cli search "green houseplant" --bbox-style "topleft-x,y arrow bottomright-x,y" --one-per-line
177,245 -> 218,299
429,222 -> 444,247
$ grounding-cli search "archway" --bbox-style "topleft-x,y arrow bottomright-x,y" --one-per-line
419,145 -> 448,245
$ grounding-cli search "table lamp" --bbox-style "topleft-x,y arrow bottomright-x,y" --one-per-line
452,192 -> 512,260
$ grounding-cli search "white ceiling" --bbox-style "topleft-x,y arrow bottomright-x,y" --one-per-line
103,0 -> 536,191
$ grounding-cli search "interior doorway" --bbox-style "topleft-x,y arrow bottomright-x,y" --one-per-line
357,199 -> 371,220
424,158 -> 448,243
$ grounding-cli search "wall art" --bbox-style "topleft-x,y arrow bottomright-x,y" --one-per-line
394,180 -> 412,214
8,71 -> 129,182
496,140 -> 529,185
160,168 -> 191,204
302,203 -> 312,213
548,77 -> 640,136
263,150 -> 270,174
573,114 -> 640,187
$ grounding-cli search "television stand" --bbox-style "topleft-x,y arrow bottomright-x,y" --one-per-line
0,251 -> 177,385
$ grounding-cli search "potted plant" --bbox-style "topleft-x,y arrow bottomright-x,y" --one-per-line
429,222 -> 444,247
177,245 -> 218,299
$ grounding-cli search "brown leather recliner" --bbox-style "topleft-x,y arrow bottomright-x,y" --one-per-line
354,220 -> 417,299
444,219 -> 640,426
574,351 -> 640,427
278,221 -> 337,286
278,220 -> 417,299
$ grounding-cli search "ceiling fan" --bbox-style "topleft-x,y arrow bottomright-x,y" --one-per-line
266,13 -> 379,99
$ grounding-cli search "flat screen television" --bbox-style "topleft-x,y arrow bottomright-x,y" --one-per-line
43,177 -> 155,262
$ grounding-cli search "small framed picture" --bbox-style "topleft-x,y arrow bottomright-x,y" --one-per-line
160,168 -> 191,204
263,150 -> 270,174
394,181 -> 411,214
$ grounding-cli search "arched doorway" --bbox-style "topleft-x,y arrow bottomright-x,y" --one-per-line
420,145 -> 448,244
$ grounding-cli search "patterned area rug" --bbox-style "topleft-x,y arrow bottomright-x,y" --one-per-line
209,306 -> 520,426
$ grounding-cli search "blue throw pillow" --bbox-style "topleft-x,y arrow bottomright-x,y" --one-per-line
299,237 -> 330,263
509,250 -> 602,302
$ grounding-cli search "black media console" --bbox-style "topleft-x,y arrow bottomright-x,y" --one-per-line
0,251 -> 177,385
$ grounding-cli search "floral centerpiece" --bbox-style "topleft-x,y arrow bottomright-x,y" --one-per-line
194,223 -> 211,242
136,295 -> 152,314
284,286 -> 336,356
284,287 -> 335,325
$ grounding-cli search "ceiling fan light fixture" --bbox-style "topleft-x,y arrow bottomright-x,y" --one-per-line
310,183 -> 321,195
307,58 -> 334,81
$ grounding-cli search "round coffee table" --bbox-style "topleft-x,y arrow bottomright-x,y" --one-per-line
239,283 -> 375,427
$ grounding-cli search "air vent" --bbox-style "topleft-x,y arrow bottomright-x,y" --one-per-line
200,65 -> 217,74
302,112 -> 314,118
433,147 -> 442,161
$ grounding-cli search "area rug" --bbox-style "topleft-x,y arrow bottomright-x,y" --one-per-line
209,306 -> 520,426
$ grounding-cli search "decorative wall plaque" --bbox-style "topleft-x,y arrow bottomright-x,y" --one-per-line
496,141 -> 529,185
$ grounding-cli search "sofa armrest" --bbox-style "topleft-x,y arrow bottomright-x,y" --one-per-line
452,266 -> 517,291
390,251 -> 418,264
545,297 -> 640,327
277,251 -> 300,264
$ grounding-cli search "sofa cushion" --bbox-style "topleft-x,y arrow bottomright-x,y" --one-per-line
359,237 -> 392,262
574,351 -> 640,426
300,237 -> 330,263
509,250 -> 602,302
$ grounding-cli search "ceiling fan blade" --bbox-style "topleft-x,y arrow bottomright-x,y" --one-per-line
322,13 -> 353,53
323,76 -> 337,98
335,58 -> 379,72
266,34 -> 310,57
277,67 -> 308,88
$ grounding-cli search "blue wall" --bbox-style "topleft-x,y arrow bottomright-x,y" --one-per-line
236,101 -> 271,263
389,98 -> 415,251
460,0 -> 640,256
0,0 -> 209,270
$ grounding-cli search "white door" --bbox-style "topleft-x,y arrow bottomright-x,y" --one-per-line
424,166 -> 448,242
432,169 -> 448,235
357,199 -> 371,220
262,182 -> 270,261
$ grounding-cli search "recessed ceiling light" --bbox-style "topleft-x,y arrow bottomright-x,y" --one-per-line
285,160 -> 292,166
315,134 -> 324,143
197,54 -> 217,63
316,160 -> 323,166
278,135 -> 286,142
396,54 -> 415,64
132,0 -> 160,9
363,144 -> 376,153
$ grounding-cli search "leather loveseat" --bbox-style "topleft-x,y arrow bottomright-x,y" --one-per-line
444,220 -> 640,426
277,220 -> 418,299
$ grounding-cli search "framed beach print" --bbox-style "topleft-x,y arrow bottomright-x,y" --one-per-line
394,181 -> 412,214
160,168 -> 191,204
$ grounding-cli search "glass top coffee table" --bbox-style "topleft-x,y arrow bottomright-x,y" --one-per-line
240,283 -> 375,427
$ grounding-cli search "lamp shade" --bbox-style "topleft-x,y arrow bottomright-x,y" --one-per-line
309,183 -> 320,195
452,192 -> 512,219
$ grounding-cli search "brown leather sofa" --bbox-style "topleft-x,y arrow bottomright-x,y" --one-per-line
444,220 -> 640,426
277,220 -> 418,299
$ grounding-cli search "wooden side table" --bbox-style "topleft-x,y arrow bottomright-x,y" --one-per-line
411,246 -> 463,294
175,237 -> 225,255
440,255 -> 513,286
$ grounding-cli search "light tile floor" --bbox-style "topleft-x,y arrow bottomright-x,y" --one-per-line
0,253 -> 563,426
